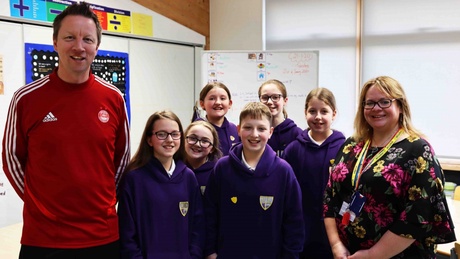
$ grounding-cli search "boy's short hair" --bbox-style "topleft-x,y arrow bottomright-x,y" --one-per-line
239,102 -> 272,126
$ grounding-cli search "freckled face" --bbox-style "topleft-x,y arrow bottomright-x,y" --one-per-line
53,15 -> 99,83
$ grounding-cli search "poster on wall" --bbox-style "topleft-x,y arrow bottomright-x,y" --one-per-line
24,43 -> 131,120
9,0 -> 154,36
10,0 -> 132,33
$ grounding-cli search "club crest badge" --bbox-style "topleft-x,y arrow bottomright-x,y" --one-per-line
230,135 -> 235,141
98,109 -> 109,123
260,196 -> 274,210
179,201 -> 189,216
231,197 -> 237,204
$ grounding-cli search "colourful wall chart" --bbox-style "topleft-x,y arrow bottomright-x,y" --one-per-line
10,0 -> 136,34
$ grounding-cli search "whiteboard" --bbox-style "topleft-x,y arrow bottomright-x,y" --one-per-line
201,51 -> 319,127
0,21 -> 24,228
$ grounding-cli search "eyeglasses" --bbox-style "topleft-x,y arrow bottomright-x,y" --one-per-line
186,136 -> 213,148
152,131 -> 181,140
259,94 -> 283,103
363,99 -> 396,110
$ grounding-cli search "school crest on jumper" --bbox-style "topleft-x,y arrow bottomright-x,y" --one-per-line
200,186 -> 206,195
260,196 -> 274,210
179,201 -> 189,216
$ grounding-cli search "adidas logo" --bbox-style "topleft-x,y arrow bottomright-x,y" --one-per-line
43,112 -> 58,122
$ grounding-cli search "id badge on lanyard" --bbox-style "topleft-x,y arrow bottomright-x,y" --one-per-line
340,129 -> 402,226
340,191 -> 366,225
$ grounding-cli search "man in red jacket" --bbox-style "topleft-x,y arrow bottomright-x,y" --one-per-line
2,2 -> 130,258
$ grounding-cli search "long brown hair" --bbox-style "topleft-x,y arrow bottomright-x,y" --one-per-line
125,110 -> 185,173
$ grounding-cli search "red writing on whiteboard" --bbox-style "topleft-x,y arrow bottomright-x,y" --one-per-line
288,52 -> 314,62
282,68 -> 309,75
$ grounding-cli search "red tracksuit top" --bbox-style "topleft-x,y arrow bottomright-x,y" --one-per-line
2,69 -> 130,248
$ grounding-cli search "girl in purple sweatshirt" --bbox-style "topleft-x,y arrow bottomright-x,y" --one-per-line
259,79 -> 302,156
184,120 -> 222,195
118,111 -> 205,259
283,88 -> 345,259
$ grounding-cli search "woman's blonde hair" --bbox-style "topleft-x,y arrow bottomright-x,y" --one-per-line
353,76 -> 424,141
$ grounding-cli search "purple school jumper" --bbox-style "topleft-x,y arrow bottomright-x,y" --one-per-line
194,117 -> 239,156
187,160 -> 216,196
118,157 -> 205,259
267,118 -> 303,157
282,129 -> 345,258
204,143 -> 304,258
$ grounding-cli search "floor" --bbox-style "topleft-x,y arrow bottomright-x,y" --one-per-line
0,222 -> 22,259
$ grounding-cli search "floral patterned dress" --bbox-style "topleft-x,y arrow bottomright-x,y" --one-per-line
324,135 -> 456,258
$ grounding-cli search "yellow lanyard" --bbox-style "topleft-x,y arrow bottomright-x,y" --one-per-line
351,128 -> 403,190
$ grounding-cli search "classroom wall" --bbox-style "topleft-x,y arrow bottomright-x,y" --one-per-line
265,0 -> 357,139
209,0 -> 356,139
134,0 -> 210,49
1,0 -> 205,45
210,0 -> 460,169
210,0 -> 264,50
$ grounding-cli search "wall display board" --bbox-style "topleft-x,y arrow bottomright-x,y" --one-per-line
201,51 -> 319,127
10,0 -> 133,34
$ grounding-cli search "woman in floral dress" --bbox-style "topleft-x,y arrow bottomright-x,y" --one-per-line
323,76 -> 456,259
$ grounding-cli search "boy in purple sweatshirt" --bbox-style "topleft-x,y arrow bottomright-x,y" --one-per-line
204,102 -> 304,259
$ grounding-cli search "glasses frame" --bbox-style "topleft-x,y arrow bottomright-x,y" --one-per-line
363,98 -> 396,110
259,94 -> 284,103
152,131 -> 182,140
185,136 -> 213,148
